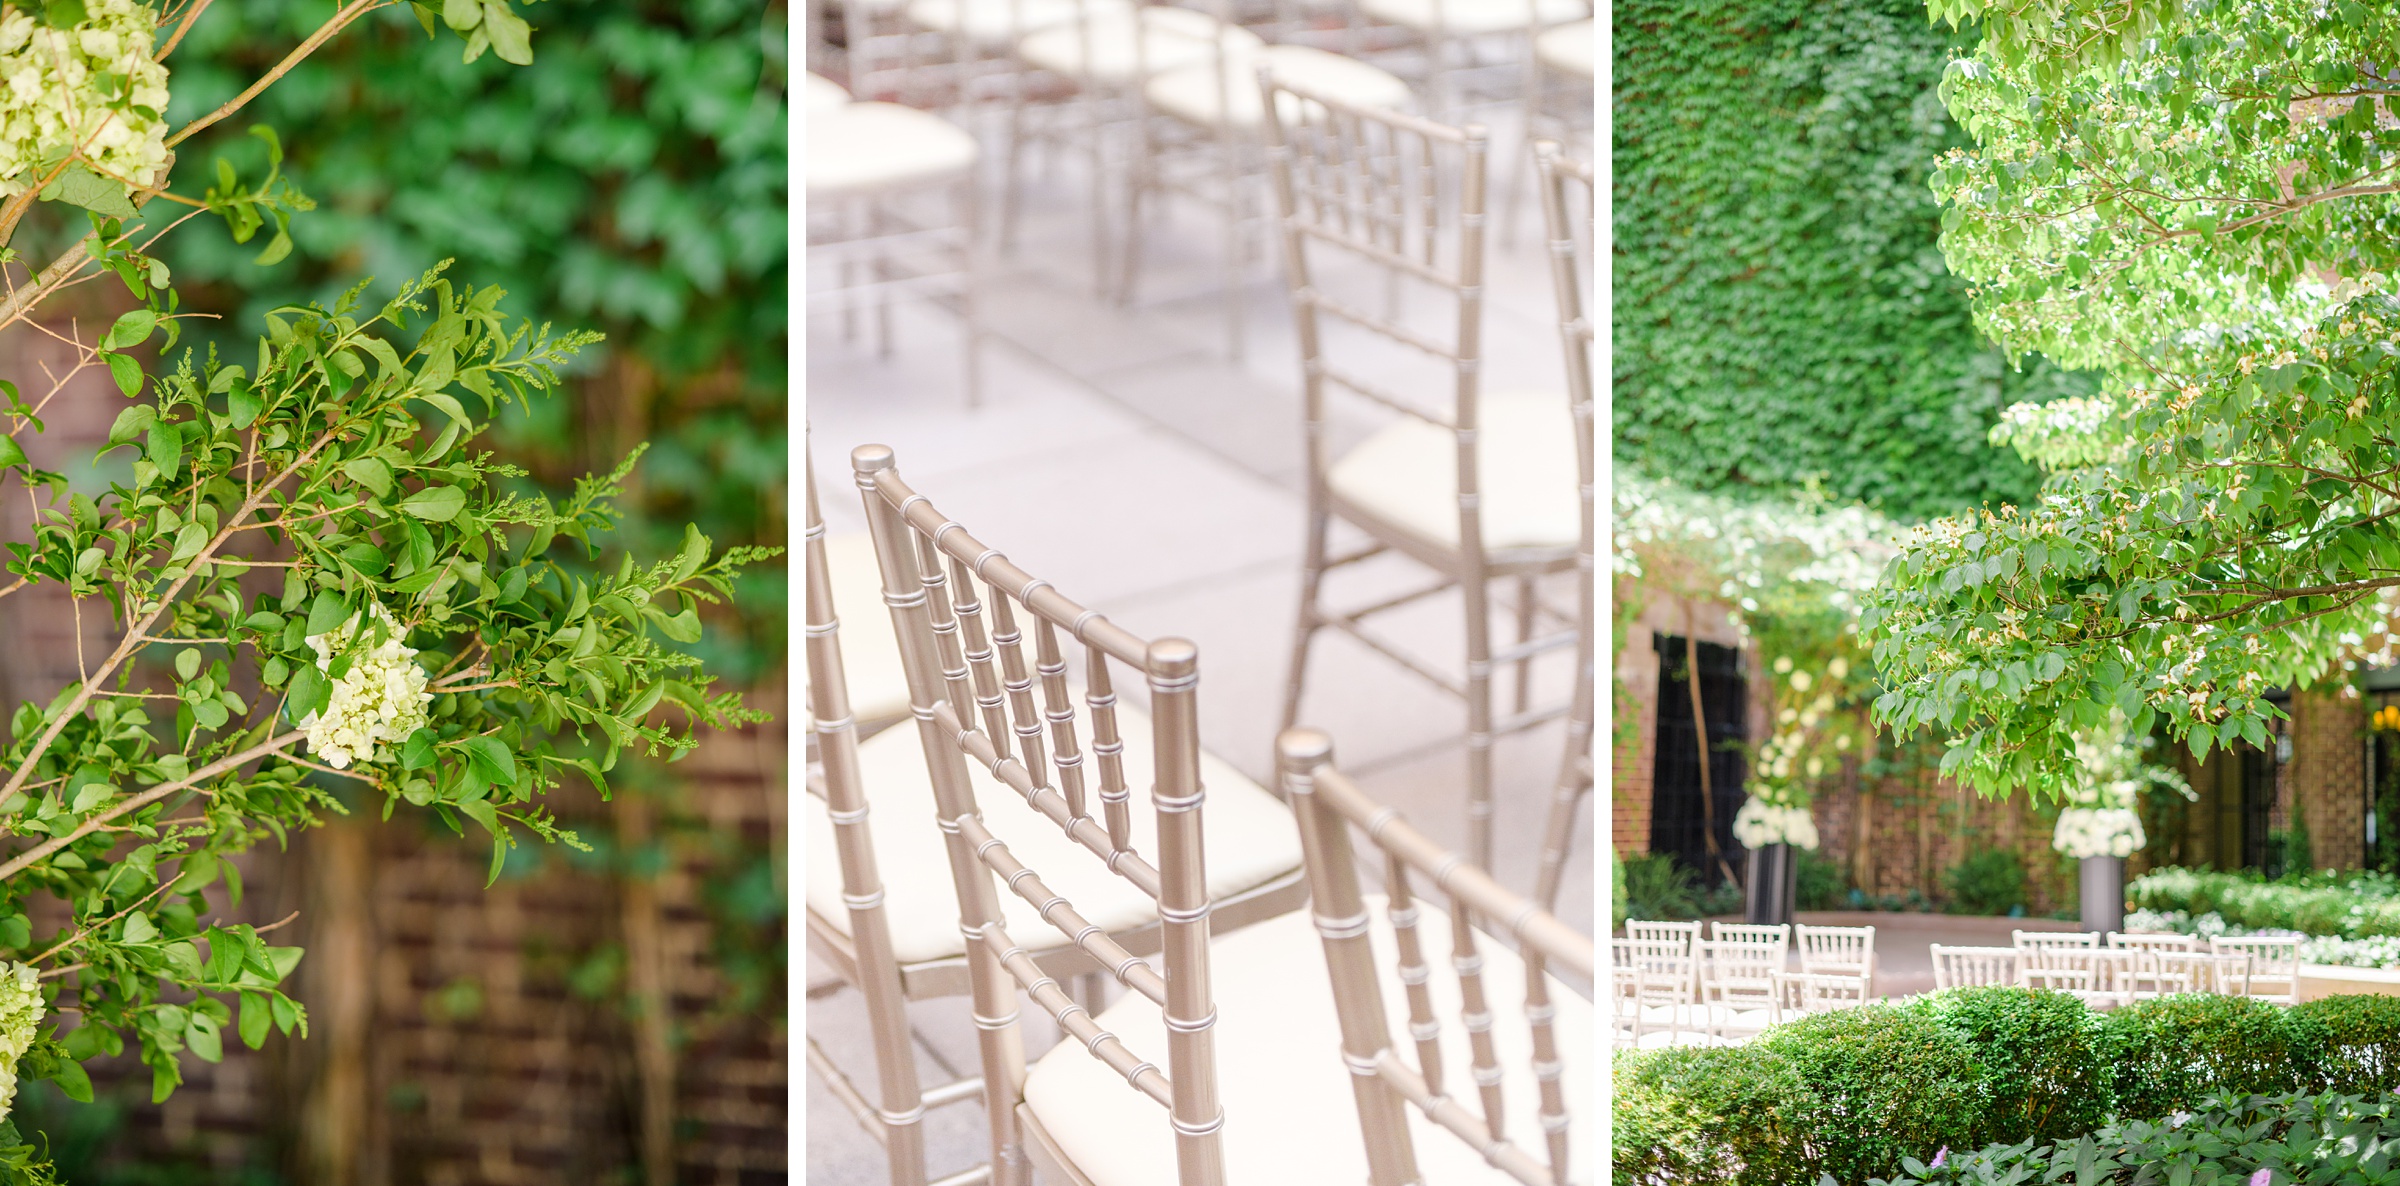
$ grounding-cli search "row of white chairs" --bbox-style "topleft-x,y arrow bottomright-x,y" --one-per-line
1610,920 -> 1878,1048
1932,930 -> 2302,1007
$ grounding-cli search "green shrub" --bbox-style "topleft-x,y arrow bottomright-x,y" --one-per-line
1612,851 -> 1629,933
1869,1091 -> 2400,1186
2289,995 -> 2400,1095
1798,849 -> 1850,911
1613,1045 -> 1817,1185
2099,995 -> 2307,1119
1623,853 -> 1705,920
2128,866 -> 2400,939
1941,850 -> 2027,917
1905,988 -> 2110,1143
1758,1006 -> 1988,1182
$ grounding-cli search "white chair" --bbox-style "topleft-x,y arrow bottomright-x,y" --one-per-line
1785,970 -> 1870,1014
1929,944 -> 2019,991
2210,935 -> 2302,1006
806,101 -> 986,404
1697,939 -> 1783,1041
1347,0 -> 1590,123
805,70 -> 854,112
1795,922 -> 1875,1000
2016,930 -> 2109,1003
2110,932 -> 2201,1000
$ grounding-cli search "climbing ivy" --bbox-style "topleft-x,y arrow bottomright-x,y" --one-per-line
1612,0 -> 2089,522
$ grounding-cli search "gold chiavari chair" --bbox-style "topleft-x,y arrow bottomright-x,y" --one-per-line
805,463 -> 974,1186
854,443 -> 1318,1186
1929,944 -> 2019,991
1527,138 -> 1594,910
1280,727 -> 1596,1185
1264,76 -> 1586,874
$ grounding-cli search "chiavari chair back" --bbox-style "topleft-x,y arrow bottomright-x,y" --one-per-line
1528,137 -> 1594,911
853,443 -> 1312,1186
2015,930 -> 2104,999
1696,939 -> 1783,1039
2210,935 -> 2303,1006
1263,77 -> 1585,872
1928,944 -> 2019,991
1280,727 -> 1596,1186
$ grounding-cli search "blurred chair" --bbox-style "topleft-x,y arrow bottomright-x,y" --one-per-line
1346,0 -> 1590,124
1527,137 -> 1595,911
807,100 -> 987,405
1708,921 -> 1789,952
1696,938 -> 1782,1040
1929,944 -> 2019,991
852,443 -> 1318,1185
2210,935 -> 2302,1006
1784,970 -> 1869,1014
806,70 -> 855,112
1122,36 -> 1411,358
1264,79 -> 1584,873
1279,726 -> 1596,1185
1501,18 -> 1589,243
2110,931 -> 2200,1000
2015,930 -> 2107,1002
1795,922 -> 1874,997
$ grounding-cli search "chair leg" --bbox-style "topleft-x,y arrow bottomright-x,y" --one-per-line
1463,572 -> 1495,872
1280,509 -> 1331,737
1510,572 -> 1536,714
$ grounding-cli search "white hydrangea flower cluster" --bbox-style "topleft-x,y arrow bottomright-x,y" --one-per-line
300,602 -> 433,769
0,1 -> 172,199
1612,475 -> 1899,627
2054,806 -> 2144,859
1734,799 -> 1819,850
0,961 -> 40,1126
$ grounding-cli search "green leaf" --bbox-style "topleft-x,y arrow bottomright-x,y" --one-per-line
228,382 -> 264,429
399,485 -> 467,521
305,589 -> 351,637
146,419 -> 182,477
108,310 -> 158,350
186,1013 -> 224,1063
284,663 -> 328,723
442,0 -> 482,29
107,404 -> 156,446
0,434 -> 23,471
239,990 -> 271,1050
344,457 -> 394,498
106,350 -> 143,398
50,1059 -> 92,1103
399,728 -> 438,770
40,163 -> 137,218
483,1 -> 533,64
175,647 -> 201,681
0,914 -> 27,949
462,736 -> 519,788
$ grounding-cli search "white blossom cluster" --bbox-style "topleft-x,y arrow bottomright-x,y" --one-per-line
0,961 -> 40,1126
2124,908 -> 2391,969
1734,799 -> 1820,850
1612,475 -> 1900,630
0,1 -> 172,199
300,602 -> 432,770
2054,807 -> 2144,859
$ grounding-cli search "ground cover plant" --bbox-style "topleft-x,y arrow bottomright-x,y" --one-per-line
0,3 -> 773,1177
1867,1091 -> 2400,1186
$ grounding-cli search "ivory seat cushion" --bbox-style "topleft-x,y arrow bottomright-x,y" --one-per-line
1017,8 -> 1262,85
804,71 -> 852,112
906,0 -> 1131,46
1144,45 -> 1411,130
807,103 -> 982,199
1357,0 -> 1587,34
1023,898 -> 1597,1185
1534,19 -> 1592,77
806,532 -> 912,724
805,703 -> 1303,966
1325,390 -> 1580,554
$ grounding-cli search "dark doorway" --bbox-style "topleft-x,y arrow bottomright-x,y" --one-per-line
1649,634 -> 1748,887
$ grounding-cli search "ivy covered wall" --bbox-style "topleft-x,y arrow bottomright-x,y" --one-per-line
1612,0 -> 2089,522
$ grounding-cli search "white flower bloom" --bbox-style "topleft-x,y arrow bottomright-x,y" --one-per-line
1734,799 -> 1820,850
1789,670 -> 1813,692
0,0 -> 171,199
300,602 -> 433,770
0,961 -> 40,1127
1827,656 -> 1849,679
2054,807 -> 2144,859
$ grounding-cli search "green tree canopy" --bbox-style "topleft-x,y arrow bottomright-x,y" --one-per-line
1866,0 -> 2400,799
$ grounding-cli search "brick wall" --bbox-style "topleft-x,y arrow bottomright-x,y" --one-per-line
2291,686 -> 2367,870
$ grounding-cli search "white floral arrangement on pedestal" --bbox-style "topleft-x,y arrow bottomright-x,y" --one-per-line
1734,798 -> 1819,850
2050,716 -> 2189,860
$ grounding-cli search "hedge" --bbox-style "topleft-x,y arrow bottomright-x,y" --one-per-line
1869,1091 -> 2400,1186
1613,990 -> 2400,1185
2127,867 -> 2400,940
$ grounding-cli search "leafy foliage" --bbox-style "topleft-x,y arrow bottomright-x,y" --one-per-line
1613,0 -> 2086,522
1942,848 -> 2026,915
2129,866 -> 2400,940
1869,1091 -> 2400,1186
1866,1 -> 2400,799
